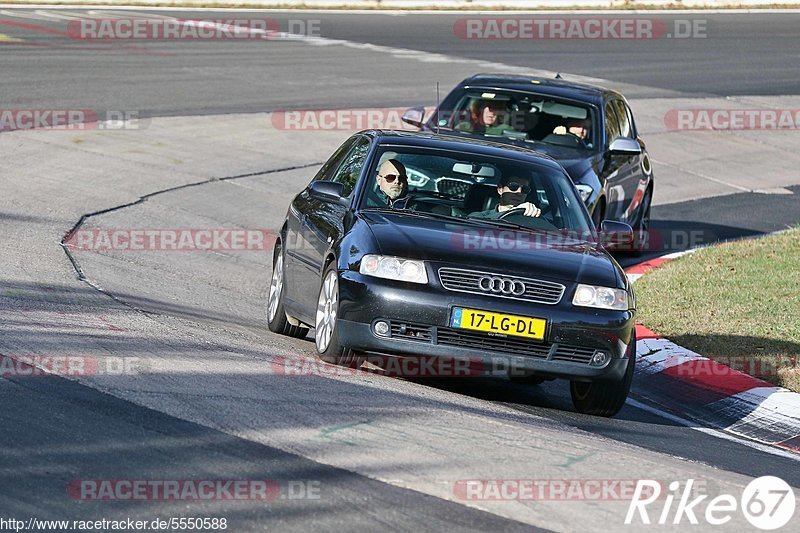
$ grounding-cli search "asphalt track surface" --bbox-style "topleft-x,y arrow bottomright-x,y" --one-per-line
0,10 -> 799,113
1,7 -> 800,531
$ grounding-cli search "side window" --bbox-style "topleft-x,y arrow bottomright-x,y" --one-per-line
604,102 -> 621,146
623,102 -> 637,138
329,136 -> 371,197
313,137 -> 357,182
611,100 -> 632,138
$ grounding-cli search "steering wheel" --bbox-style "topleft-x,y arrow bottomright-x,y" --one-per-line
498,203 -> 554,220
498,207 -> 527,219
563,133 -> 587,147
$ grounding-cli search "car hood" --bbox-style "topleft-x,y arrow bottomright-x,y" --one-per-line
527,145 -> 594,180
360,211 -> 624,288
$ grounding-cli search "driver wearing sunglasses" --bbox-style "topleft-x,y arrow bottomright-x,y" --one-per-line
376,158 -> 410,207
471,174 -> 542,219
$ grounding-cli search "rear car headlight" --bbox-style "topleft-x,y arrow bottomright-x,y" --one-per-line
575,184 -> 593,203
572,284 -> 629,311
359,255 -> 428,284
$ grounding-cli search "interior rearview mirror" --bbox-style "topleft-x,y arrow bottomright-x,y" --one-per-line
452,162 -> 496,178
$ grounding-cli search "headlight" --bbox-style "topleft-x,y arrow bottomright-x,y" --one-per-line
406,168 -> 430,188
572,284 -> 629,311
575,184 -> 593,203
359,255 -> 428,284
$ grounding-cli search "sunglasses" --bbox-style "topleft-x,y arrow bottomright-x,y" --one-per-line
505,182 -> 531,194
379,173 -> 407,183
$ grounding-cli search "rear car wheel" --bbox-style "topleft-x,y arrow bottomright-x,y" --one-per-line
570,331 -> 636,417
267,246 -> 309,339
315,264 -> 363,368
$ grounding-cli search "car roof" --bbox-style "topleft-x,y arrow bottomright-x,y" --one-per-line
363,129 -> 565,171
456,73 -> 622,106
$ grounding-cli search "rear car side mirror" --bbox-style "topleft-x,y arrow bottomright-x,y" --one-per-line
599,220 -> 634,251
401,107 -> 425,128
308,180 -> 345,201
608,136 -> 642,156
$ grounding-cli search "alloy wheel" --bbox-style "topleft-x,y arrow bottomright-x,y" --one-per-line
315,270 -> 338,353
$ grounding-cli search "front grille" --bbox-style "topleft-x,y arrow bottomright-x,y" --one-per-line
437,327 -> 597,363
383,321 -> 597,364
438,268 -> 565,305
436,178 -> 472,197
550,345 -> 598,364
390,322 -> 596,363
437,327 -> 551,358
389,322 -> 432,342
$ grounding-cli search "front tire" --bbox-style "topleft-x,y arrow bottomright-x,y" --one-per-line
315,264 -> 362,368
570,331 -> 636,417
267,245 -> 309,339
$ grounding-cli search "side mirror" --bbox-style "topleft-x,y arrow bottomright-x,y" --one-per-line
308,180 -> 345,201
401,106 -> 425,128
608,137 -> 642,156
599,220 -> 634,251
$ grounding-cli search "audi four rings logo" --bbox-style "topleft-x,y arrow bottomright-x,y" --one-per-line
478,276 -> 526,296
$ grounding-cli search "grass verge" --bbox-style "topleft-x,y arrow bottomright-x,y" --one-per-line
635,227 -> 800,392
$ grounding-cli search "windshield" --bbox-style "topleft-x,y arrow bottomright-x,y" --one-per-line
359,146 -> 593,235
431,89 -> 597,151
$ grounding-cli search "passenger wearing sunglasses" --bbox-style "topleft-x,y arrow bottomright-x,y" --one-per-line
375,158 -> 410,207
470,175 -> 542,219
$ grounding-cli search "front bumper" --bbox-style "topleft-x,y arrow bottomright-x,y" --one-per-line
336,270 -> 634,382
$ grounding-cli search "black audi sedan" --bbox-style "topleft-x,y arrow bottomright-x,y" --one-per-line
268,130 -> 637,416
402,74 -> 654,247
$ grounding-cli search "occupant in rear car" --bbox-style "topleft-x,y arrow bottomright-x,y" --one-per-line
376,158 -> 410,207
455,99 -> 513,136
553,117 -> 590,140
470,174 -> 542,219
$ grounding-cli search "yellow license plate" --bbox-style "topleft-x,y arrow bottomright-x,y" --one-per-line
450,307 -> 546,340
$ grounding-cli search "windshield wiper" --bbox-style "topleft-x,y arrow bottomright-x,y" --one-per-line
465,216 -> 548,233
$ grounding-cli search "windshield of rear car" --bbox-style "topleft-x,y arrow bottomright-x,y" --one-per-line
431,89 -> 598,151
359,146 -> 593,236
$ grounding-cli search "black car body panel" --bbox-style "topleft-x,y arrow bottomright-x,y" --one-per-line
413,74 -> 654,226
275,131 -> 635,387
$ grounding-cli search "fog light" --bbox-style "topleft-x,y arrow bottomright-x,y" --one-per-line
374,321 -> 390,337
590,351 -> 609,367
